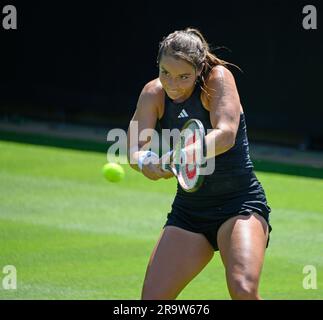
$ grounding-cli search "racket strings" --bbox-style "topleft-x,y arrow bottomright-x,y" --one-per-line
176,123 -> 204,190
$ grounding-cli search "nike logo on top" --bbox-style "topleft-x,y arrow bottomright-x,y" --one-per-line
178,109 -> 189,118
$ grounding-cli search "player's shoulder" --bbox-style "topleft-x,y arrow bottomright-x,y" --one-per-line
137,78 -> 164,116
141,78 -> 164,99
138,78 -> 164,112
206,64 -> 235,83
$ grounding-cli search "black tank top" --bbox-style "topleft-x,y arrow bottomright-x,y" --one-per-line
157,84 -> 254,181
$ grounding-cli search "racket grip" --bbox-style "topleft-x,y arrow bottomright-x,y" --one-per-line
162,163 -> 172,172
161,150 -> 173,172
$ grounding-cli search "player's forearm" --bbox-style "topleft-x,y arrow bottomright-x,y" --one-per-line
128,147 -> 159,172
127,132 -> 150,172
127,149 -> 144,172
204,128 -> 235,158
178,128 -> 235,163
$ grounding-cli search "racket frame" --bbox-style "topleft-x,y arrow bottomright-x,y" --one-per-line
163,119 -> 207,192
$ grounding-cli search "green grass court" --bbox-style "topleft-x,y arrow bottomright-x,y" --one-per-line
0,140 -> 322,299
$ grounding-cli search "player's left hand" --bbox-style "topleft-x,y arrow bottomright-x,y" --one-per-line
159,152 -> 175,179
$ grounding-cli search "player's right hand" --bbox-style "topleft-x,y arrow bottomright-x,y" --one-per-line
142,163 -> 173,180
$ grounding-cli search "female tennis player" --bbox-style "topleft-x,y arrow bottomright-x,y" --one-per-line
127,27 -> 272,300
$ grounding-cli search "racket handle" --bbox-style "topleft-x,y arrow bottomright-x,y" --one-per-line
161,150 -> 173,172
161,148 -> 187,171
162,164 -> 171,172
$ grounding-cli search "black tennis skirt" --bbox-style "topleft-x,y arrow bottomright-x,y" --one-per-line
164,171 -> 272,251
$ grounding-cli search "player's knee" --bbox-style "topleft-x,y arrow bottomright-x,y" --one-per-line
141,282 -> 176,300
141,291 -> 170,300
228,276 -> 260,300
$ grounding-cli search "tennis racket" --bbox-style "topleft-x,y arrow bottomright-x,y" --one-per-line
161,118 -> 206,192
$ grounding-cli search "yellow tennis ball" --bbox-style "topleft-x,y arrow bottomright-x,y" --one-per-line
102,163 -> 125,182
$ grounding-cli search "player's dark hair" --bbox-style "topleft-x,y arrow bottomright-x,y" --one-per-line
157,27 -> 240,98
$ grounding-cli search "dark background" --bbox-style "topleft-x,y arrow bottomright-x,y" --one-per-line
1,0 -> 322,149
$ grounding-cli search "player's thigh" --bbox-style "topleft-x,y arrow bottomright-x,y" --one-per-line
216,213 -> 269,289
142,226 -> 214,299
